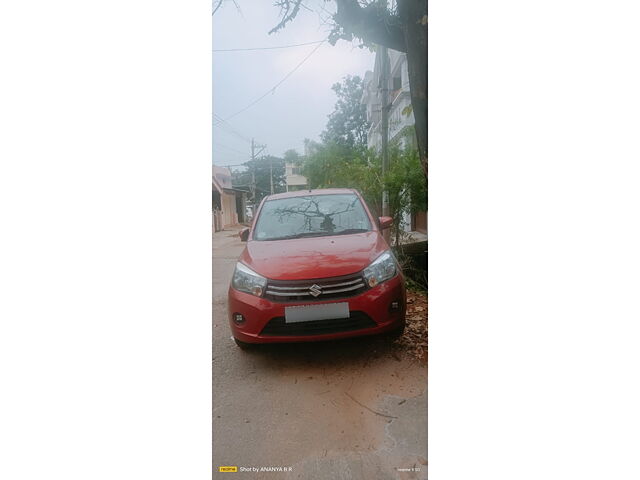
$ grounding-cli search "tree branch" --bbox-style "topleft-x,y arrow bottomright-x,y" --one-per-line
212,0 -> 224,15
333,0 -> 406,52
270,0 -> 304,34
345,392 -> 398,419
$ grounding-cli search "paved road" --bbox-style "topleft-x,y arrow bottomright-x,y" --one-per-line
213,226 -> 427,479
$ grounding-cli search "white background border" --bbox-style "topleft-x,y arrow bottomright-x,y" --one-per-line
430,1 -> 640,478
0,1 -> 212,478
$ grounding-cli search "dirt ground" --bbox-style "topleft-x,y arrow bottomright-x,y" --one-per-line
213,226 -> 427,479
395,291 -> 428,364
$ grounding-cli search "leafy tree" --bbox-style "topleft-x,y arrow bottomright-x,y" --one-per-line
232,155 -> 286,204
321,75 -> 369,149
384,147 -> 426,245
283,148 -> 303,167
302,139 -> 368,189
302,141 -> 425,245
301,75 -> 370,192
271,0 -> 427,181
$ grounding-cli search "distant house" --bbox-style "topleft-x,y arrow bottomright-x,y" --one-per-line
285,162 -> 307,192
362,49 -> 427,237
212,175 -> 224,232
213,165 -> 248,230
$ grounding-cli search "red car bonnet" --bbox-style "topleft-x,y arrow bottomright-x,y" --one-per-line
239,231 -> 388,281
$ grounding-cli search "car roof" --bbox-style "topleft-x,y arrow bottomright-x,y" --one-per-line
265,188 -> 359,201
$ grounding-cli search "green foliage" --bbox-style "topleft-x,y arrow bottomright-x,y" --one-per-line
283,148 -> 303,166
403,274 -> 427,293
384,148 -> 427,244
296,67 -> 424,244
320,75 -> 369,149
232,155 -> 286,204
267,0 -> 427,186
401,105 -> 413,117
302,140 -> 368,190
302,140 -> 426,244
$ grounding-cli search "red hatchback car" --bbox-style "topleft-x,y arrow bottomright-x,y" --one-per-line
227,188 -> 406,349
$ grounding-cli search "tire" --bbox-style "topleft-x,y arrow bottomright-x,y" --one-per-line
386,322 -> 406,340
234,337 -> 256,350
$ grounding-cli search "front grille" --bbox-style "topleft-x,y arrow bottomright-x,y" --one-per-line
260,311 -> 376,336
264,272 -> 367,303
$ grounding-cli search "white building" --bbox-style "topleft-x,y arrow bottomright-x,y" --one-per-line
212,165 -> 248,229
362,48 -> 426,238
285,162 -> 307,192
362,49 -> 416,152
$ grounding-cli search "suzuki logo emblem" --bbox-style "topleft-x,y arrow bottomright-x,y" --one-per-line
309,284 -> 322,297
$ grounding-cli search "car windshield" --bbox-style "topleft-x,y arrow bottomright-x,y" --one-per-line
253,193 -> 372,241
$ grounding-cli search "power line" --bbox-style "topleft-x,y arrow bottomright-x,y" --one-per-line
218,163 -> 249,168
223,40 -> 326,121
213,114 -> 251,143
213,142 -> 248,156
214,123 -> 251,144
212,40 -> 324,52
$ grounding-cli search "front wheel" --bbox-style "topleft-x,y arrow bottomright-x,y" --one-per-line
385,323 -> 406,340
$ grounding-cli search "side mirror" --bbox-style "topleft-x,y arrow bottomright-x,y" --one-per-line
239,228 -> 250,242
378,216 -> 393,230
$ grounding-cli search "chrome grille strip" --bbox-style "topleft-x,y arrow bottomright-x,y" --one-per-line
267,285 -> 312,291
265,282 -> 365,297
266,290 -> 313,297
317,278 -> 363,289
265,273 -> 366,301
267,277 -> 363,291
320,283 -> 365,294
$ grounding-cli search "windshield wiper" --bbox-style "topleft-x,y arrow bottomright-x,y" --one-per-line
263,229 -> 369,241
263,231 -> 331,241
334,228 -> 369,235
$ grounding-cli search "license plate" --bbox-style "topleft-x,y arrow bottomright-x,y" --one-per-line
284,302 -> 349,324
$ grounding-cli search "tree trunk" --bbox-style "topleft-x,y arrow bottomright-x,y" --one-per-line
333,0 -> 427,181
398,0 -> 427,181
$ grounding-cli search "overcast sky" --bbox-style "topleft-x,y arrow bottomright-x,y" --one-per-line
212,1 -> 375,169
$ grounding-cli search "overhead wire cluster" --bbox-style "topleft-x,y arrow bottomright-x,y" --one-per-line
213,37 -> 327,171
217,38 -> 327,121
212,39 -> 324,52
213,114 -> 251,143
212,141 -> 246,156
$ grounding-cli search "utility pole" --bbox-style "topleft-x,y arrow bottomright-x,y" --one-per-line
251,138 -> 256,203
250,137 -> 266,203
269,157 -> 273,194
379,44 -> 391,242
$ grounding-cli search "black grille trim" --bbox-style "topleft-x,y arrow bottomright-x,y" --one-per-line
260,311 -> 376,336
264,272 -> 367,303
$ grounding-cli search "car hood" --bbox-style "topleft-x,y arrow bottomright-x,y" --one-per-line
240,231 -> 387,280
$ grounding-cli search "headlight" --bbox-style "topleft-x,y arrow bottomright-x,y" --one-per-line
363,250 -> 397,288
231,262 -> 267,297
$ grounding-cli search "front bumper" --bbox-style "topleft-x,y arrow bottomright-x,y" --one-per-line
227,274 -> 406,344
